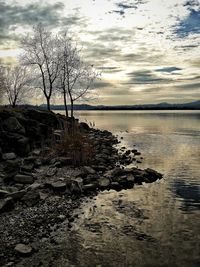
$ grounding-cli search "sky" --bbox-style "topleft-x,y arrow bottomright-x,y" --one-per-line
0,0 -> 200,105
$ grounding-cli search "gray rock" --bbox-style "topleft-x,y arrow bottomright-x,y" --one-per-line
7,190 -> 26,200
126,174 -> 135,183
22,190 -> 40,206
51,181 -> 66,191
70,177 -> 83,194
14,174 -> 34,184
83,166 -> 96,175
98,177 -> 110,189
83,183 -> 97,191
14,243 -> 32,255
2,153 -> 16,161
46,167 -> 57,177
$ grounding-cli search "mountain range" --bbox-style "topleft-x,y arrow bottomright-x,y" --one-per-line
39,100 -> 200,110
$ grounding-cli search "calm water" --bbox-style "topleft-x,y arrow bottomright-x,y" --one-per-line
56,110 -> 200,267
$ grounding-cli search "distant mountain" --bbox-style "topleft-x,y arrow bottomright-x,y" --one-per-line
40,100 -> 200,110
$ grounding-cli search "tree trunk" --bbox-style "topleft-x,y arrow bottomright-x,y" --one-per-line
70,99 -> 74,118
46,97 -> 51,111
63,93 -> 68,117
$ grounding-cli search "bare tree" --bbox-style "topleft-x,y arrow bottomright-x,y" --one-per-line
3,65 -> 31,108
21,24 -> 60,111
0,65 -> 5,105
58,34 -> 99,118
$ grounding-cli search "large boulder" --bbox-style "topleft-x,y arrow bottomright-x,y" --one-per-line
3,117 -> 25,135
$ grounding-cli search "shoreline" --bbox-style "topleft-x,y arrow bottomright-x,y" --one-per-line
0,108 -> 162,266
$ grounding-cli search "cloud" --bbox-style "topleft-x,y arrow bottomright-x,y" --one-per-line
97,66 -> 123,73
155,67 -> 182,73
109,0 -> 146,16
176,82 -> 200,90
0,0 -> 87,45
125,70 -> 173,84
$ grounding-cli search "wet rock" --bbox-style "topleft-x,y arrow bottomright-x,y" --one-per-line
110,182 -> 122,191
2,153 -> 16,161
135,151 -> 141,156
98,177 -> 110,189
14,244 -> 32,256
144,168 -> 162,183
13,174 -> 34,184
0,197 -> 14,213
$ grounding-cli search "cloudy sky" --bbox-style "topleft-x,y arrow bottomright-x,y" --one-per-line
0,0 -> 200,105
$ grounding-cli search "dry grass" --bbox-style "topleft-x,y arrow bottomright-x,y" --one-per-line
50,129 -> 95,166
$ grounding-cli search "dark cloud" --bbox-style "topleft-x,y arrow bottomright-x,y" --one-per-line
93,80 -> 113,89
155,67 -> 182,73
126,70 -> 173,84
109,0 -> 146,16
0,0 -> 86,44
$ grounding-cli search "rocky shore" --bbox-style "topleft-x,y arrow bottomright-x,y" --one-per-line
0,108 -> 162,266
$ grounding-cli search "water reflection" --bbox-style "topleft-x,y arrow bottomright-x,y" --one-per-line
172,180 -> 200,211
55,110 -> 200,267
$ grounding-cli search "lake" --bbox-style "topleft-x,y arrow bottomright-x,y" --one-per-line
55,110 -> 200,267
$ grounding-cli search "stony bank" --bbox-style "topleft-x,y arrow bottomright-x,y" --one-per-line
0,108 -> 162,266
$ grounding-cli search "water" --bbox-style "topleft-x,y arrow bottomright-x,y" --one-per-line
55,110 -> 200,267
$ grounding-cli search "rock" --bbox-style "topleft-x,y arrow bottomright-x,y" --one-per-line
14,243 -> 32,255
79,122 -> 90,132
2,153 -> 16,161
3,159 -> 21,180
126,174 -> 135,183
83,166 -> 96,175
144,168 -> 163,183
46,167 -> 57,177
98,177 -> 110,189
135,151 -> 141,156
51,181 -> 66,192
32,149 -> 41,156
70,177 -> 83,194
21,190 -> 40,206
7,190 -> 26,200
0,189 -> 9,198
0,197 -> 14,213
51,157 -> 72,166
83,183 -> 97,191
21,163 -> 34,172
110,182 -> 122,191
16,137 -> 30,156
13,174 -> 34,184
3,117 -> 25,134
